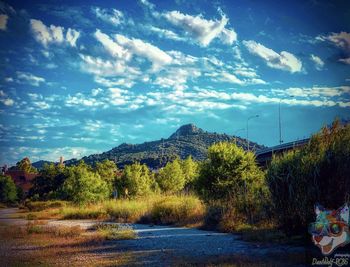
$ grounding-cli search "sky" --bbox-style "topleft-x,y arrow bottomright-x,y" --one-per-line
0,0 -> 349,165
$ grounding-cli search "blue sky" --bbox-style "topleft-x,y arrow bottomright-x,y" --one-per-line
0,0 -> 349,165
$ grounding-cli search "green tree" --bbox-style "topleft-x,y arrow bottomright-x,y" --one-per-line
181,156 -> 199,187
61,162 -> 109,204
95,160 -> 118,196
29,163 -> 67,200
197,142 -> 267,223
122,162 -> 154,198
267,119 -> 350,235
0,175 -> 17,203
16,157 -> 37,174
157,158 -> 185,193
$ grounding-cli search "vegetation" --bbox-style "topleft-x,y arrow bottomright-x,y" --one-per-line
0,175 -> 18,203
157,158 -> 186,193
91,223 -> 137,240
15,157 -> 37,174
267,119 -> 350,235
196,142 -> 269,230
61,161 -> 109,204
121,162 -> 156,198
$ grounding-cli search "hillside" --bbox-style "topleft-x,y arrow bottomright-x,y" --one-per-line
63,124 -> 265,169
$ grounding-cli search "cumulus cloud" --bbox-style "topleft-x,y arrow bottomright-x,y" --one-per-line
16,71 -> 46,86
93,7 -> 124,25
164,10 -> 236,46
30,19 -> 80,47
285,86 -> 350,98
310,54 -> 324,70
243,40 -> 302,73
0,14 -> 8,30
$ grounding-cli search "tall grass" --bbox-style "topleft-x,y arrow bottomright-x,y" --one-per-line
30,195 -> 205,226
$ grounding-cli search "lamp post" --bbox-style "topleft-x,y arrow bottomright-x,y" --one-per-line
279,96 -> 293,145
234,128 -> 245,145
246,115 -> 259,151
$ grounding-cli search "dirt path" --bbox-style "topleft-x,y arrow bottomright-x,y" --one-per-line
0,208 -> 311,266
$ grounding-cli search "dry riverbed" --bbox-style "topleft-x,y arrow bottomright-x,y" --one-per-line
0,208 -> 319,266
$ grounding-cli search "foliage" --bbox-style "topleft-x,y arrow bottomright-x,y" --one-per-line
95,159 -> 118,196
181,156 -> 199,189
16,157 -> 37,174
61,161 -> 109,204
196,142 -> 268,224
29,163 -> 67,200
0,175 -> 17,203
266,119 -> 350,235
157,158 -> 186,193
121,162 -> 155,198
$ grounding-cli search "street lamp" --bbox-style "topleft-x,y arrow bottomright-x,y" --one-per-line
234,128 -> 245,145
279,96 -> 293,145
247,115 -> 259,151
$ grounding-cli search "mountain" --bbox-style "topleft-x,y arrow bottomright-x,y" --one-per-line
32,160 -> 54,169
63,123 -> 265,169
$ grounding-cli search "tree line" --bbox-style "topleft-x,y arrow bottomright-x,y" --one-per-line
1,119 -> 349,236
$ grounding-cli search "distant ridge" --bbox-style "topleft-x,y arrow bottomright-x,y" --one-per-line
59,124 -> 265,169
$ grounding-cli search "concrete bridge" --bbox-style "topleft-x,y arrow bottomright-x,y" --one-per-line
255,138 -> 310,166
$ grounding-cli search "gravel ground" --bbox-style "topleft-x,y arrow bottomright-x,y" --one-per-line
0,208 -> 312,266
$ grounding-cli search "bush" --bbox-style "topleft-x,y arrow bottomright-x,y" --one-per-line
197,142 -> 268,224
266,119 -> 350,235
0,175 -> 17,203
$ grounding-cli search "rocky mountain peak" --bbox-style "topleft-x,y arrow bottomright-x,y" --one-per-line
169,124 -> 205,139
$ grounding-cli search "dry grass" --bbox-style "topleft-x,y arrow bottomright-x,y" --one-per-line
91,223 -> 138,240
28,195 -> 206,227
0,221 -> 133,266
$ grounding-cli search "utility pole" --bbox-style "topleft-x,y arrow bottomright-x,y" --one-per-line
246,115 -> 259,151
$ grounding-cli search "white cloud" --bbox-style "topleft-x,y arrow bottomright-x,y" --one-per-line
30,19 -> 80,47
317,32 -> 350,64
285,86 -> 350,98
0,14 -> 8,30
310,54 -> 324,70
94,29 -> 131,59
148,25 -> 185,41
219,72 -> 244,85
79,54 -> 140,77
0,98 -> 14,106
115,34 -> 173,69
243,40 -> 302,73
93,7 -> 124,25
94,76 -> 136,88
16,71 -> 46,86
164,10 -> 236,46
154,67 -> 201,91
339,57 -> 350,65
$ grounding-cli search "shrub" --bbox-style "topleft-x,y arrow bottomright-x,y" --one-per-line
266,119 -> 350,235
0,175 -> 17,203
197,142 -> 269,224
